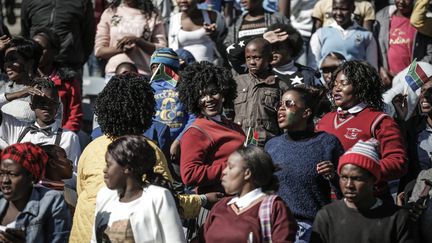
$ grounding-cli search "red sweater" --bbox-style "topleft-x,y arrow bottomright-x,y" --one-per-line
200,196 -> 297,243
316,108 -> 407,182
180,117 -> 245,194
50,71 -> 83,132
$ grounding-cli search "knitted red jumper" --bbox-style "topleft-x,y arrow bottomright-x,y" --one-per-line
316,108 -> 407,183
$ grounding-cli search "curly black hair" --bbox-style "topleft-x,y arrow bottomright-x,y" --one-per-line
330,60 -> 384,111
4,37 -> 43,75
94,73 -> 155,139
178,61 -> 237,116
107,135 -> 181,212
267,23 -> 304,58
111,0 -> 156,15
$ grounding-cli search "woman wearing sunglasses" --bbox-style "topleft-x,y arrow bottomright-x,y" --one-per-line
264,85 -> 344,243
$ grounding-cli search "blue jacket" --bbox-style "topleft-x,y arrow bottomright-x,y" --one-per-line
0,186 -> 71,242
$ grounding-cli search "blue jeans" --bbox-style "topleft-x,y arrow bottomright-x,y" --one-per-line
295,219 -> 313,243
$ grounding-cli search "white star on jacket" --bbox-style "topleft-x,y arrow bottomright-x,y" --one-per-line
238,40 -> 245,47
290,75 -> 304,85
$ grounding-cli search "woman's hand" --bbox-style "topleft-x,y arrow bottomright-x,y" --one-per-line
263,28 -> 289,43
316,160 -> 336,180
204,192 -> 224,209
379,67 -> 393,88
116,36 -> 139,52
204,23 -> 217,39
5,85 -> 45,101
0,35 -> 11,51
392,93 -> 408,120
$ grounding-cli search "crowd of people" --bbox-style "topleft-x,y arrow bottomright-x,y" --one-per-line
0,0 -> 430,242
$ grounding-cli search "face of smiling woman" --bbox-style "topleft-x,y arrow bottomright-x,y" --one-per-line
199,83 -> 224,117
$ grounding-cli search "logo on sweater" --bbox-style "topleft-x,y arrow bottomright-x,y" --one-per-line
344,128 -> 362,140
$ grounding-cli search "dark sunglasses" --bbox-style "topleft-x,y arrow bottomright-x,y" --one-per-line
276,99 -> 296,109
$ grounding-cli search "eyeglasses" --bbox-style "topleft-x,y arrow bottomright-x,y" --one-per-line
277,99 -> 296,109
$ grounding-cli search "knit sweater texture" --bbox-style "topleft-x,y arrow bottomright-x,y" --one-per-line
264,132 -> 344,220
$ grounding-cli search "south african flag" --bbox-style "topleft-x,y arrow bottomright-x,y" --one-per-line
405,59 -> 429,91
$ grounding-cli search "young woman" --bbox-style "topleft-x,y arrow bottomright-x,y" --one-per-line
316,60 -> 406,200
92,135 -> 185,243
0,37 -> 42,123
200,146 -> 297,242
178,62 -> 245,195
265,85 -> 344,242
95,0 -> 167,79
168,0 -> 226,63
0,143 -> 71,242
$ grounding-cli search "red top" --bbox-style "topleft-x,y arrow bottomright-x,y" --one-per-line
200,196 -> 297,243
180,117 -> 245,194
50,71 -> 83,132
316,108 -> 407,183
387,15 -> 417,75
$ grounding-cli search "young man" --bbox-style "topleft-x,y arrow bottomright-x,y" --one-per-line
0,77 -> 81,166
309,0 -> 378,69
310,139 -> 416,243
233,38 -> 283,146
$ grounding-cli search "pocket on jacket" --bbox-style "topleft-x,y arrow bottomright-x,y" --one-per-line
234,89 -> 248,105
261,90 -> 279,112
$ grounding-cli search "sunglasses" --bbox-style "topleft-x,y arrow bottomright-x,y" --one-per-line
277,99 -> 296,109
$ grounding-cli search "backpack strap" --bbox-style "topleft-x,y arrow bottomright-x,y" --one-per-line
17,126 -> 34,143
259,195 -> 278,243
54,128 -> 63,146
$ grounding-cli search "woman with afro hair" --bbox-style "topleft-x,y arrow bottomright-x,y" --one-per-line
94,0 -> 166,79
70,73 -> 202,242
315,60 -> 407,201
178,62 -> 245,196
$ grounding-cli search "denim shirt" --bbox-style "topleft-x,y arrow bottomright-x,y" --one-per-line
0,186 -> 71,242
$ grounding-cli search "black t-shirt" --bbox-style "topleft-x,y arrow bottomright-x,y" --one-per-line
310,200 -> 416,243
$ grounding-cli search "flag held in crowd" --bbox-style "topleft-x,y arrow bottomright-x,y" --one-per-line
405,59 -> 430,91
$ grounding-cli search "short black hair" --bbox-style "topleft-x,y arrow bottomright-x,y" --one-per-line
267,23 -> 304,58
115,62 -> 138,74
285,84 -> 326,124
331,61 -> 384,110
178,62 -> 237,116
94,73 -> 155,139
246,37 -> 273,60
32,27 -> 61,54
5,37 -> 43,74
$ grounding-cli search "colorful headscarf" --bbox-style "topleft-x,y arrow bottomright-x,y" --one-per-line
1,143 -> 48,182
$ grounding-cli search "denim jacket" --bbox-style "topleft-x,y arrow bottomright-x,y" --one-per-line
0,186 -> 71,243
